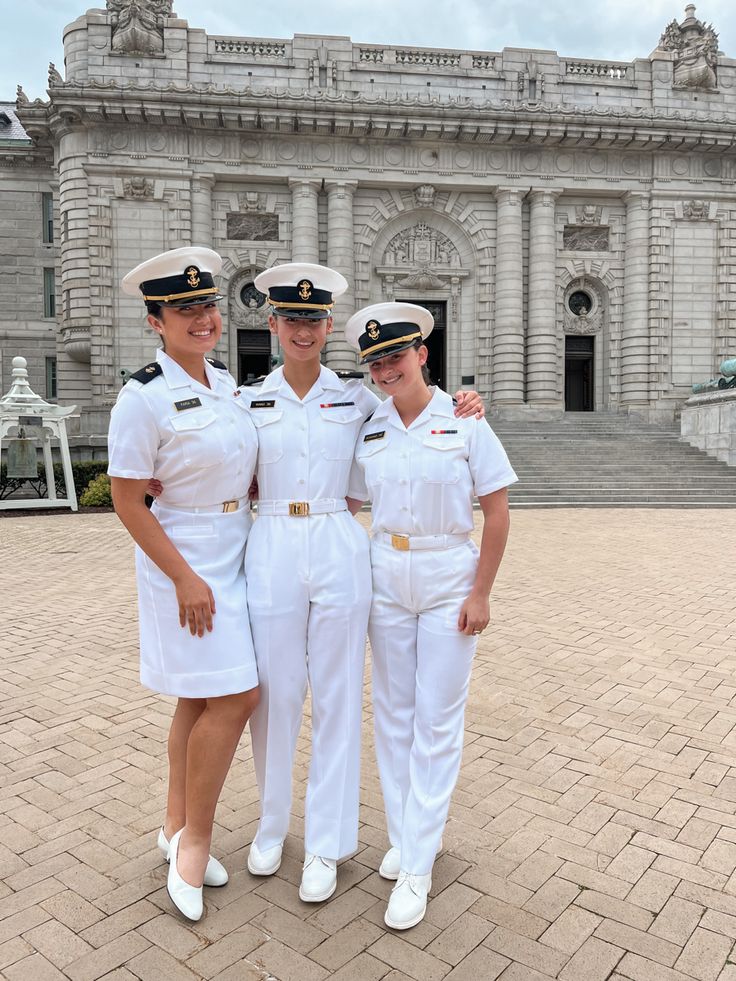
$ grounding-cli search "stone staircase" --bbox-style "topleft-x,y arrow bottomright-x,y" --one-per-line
489,411 -> 736,507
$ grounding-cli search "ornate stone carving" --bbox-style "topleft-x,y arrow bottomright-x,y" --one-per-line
123,176 -> 154,198
107,0 -> 172,56
226,212 -> 279,241
659,5 -> 718,90
396,267 -> 446,289
238,192 -> 262,211
48,63 -> 64,86
15,85 -> 29,106
563,225 -> 610,251
564,280 -> 604,335
384,223 -> 458,266
576,204 -> 602,225
414,185 -> 436,208
682,198 -> 710,220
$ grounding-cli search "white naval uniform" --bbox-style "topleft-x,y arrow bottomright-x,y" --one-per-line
107,349 -> 259,699
348,388 -> 517,874
244,365 -> 378,860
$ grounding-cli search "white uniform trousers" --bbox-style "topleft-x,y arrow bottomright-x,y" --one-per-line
245,511 -> 371,860
369,538 -> 479,875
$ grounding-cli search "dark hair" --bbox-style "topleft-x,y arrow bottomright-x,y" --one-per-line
413,339 -> 431,385
145,301 -> 166,349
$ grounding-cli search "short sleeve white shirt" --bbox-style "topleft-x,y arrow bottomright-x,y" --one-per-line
348,387 -> 517,536
107,349 -> 257,507
243,364 -> 379,502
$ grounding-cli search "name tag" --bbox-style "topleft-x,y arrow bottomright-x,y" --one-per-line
174,398 -> 202,411
251,399 -> 276,409
430,429 -> 458,435
320,402 -> 356,408
364,431 -> 385,442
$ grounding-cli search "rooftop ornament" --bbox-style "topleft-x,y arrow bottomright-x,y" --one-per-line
0,356 -> 78,511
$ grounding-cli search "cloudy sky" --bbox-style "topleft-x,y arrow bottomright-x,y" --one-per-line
4,0 -> 736,101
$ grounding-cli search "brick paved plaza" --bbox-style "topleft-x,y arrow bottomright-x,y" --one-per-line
3,509 -> 736,981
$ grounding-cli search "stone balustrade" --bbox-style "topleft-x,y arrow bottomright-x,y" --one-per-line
211,38 -> 287,59
565,60 -> 631,80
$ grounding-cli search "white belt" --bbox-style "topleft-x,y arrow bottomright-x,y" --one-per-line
257,498 -> 348,517
377,531 -> 470,552
156,497 -> 249,514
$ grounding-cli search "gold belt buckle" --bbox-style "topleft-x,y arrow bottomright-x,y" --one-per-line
391,533 -> 410,551
289,501 -> 310,516
222,500 -> 238,513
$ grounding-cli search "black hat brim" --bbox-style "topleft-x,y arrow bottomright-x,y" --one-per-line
360,338 -> 422,364
270,306 -> 331,321
159,291 -> 225,308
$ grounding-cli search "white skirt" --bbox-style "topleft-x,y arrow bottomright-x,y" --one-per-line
135,503 -> 259,698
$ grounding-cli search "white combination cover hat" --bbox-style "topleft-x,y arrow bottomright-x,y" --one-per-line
345,301 -> 434,363
121,247 -> 224,307
255,262 -> 348,320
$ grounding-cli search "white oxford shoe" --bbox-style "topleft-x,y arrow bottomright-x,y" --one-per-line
379,846 -> 401,880
158,828 -> 228,887
247,840 -> 283,876
384,871 -> 432,930
299,853 -> 337,902
166,829 -> 203,922
379,839 -> 443,881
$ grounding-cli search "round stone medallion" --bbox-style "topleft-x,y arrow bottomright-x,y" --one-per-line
522,152 -> 541,172
350,145 -> 369,164
205,137 -> 223,157
672,157 -> 689,176
241,139 -> 261,159
314,143 -> 332,162
278,142 -> 298,161
488,150 -> 506,170
704,158 -> 721,178
555,153 -> 573,173
385,145 -> 403,166
589,154 -> 606,174
148,134 -> 166,152
454,149 -> 472,169
111,132 -> 129,151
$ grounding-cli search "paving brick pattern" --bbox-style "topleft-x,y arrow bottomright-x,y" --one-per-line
3,509 -> 736,980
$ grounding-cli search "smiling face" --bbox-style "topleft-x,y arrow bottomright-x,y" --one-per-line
147,302 -> 222,360
368,343 -> 429,398
269,313 -> 333,364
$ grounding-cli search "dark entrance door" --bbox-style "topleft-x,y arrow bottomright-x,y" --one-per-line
407,300 -> 446,389
237,329 -> 271,383
565,335 -> 594,411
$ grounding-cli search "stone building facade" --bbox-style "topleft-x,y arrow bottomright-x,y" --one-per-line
3,2 -> 736,444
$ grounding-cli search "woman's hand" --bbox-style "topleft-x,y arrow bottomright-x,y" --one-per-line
147,478 -> 164,497
457,591 -> 490,636
453,390 -> 485,420
173,570 -> 217,637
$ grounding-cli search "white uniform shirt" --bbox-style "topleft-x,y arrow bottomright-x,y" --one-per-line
107,349 -> 257,507
244,365 -> 379,501
348,387 -> 517,536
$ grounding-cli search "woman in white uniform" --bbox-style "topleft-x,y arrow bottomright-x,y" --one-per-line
243,264 -> 485,904
107,248 -> 259,922
346,302 -> 517,930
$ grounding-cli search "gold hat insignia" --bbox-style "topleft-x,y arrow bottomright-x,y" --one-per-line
186,266 -> 200,288
298,279 -> 313,301
366,320 -> 381,341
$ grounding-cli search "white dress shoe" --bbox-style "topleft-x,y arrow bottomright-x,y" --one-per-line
247,840 -> 283,876
158,828 -> 228,887
166,829 -> 203,922
299,853 -> 337,902
384,871 -> 432,930
379,839 -> 443,881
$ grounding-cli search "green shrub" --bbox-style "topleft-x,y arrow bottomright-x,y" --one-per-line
79,472 -> 112,507
0,461 -> 109,501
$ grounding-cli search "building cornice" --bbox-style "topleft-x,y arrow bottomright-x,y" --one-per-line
17,80 -> 736,154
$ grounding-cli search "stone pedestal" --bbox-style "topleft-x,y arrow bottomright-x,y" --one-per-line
326,180 -> 357,371
289,179 -> 320,261
622,192 -> 650,406
681,388 -> 736,466
527,189 -> 560,405
492,188 -> 524,404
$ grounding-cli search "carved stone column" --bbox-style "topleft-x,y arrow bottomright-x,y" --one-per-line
493,188 -> 524,404
527,189 -> 560,405
325,180 -> 357,371
622,192 -> 650,406
289,179 -> 320,262
191,175 -> 214,246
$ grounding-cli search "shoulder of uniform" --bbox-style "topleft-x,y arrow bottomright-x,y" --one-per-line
335,369 -> 365,380
206,357 -> 227,370
129,362 -> 162,384
240,375 -> 267,387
